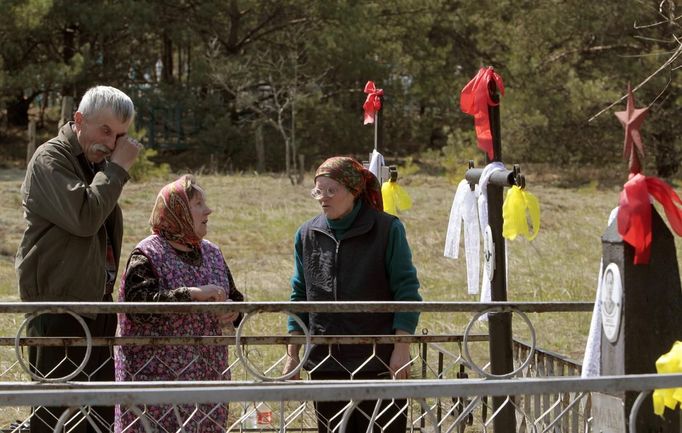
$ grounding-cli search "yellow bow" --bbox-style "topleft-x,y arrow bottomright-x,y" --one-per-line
382,181 -> 412,216
502,186 -> 540,240
653,341 -> 682,415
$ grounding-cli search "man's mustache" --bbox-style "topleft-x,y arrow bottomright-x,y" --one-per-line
92,143 -> 112,156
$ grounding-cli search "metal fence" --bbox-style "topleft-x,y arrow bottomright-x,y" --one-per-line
0,301 -> 652,433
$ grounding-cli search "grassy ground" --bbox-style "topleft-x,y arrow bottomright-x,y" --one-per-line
3,166 -> 682,429
1,166 -> 661,362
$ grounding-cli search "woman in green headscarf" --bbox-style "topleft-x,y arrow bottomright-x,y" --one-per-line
283,156 -> 422,433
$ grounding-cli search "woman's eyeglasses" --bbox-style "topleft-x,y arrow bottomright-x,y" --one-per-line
310,186 -> 339,200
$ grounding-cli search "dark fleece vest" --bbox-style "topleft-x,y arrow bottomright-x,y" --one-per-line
300,203 -> 396,373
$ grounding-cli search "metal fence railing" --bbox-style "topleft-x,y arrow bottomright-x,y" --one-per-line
0,301 -> 639,433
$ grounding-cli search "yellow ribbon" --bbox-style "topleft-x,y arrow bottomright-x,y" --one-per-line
653,341 -> 682,415
382,181 -> 412,216
502,186 -> 540,240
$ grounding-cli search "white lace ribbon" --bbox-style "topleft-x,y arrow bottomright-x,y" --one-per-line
444,179 -> 480,294
444,162 -> 506,297
477,162 -> 506,303
582,206 -> 619,377
368,149 -> 385,181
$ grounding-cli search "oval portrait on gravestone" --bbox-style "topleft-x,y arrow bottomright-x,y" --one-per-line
600,263 -> 623,343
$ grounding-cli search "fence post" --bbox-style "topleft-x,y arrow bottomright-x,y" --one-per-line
58,96 -> 73,129
26,120 -> 37,163
592,207 -> 681,432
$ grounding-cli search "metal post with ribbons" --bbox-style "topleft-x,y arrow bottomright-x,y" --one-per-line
463,77 -> 521,433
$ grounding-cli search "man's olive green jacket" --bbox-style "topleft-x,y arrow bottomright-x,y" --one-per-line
16,122 -> 128,303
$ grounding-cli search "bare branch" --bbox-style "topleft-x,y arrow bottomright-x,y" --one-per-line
588,42 -> 682,122
236,17 -> 309,51
633,35 -> 680,44
542,44 -> 639,66
634,15 -> 682,29
634,0 -> 681,29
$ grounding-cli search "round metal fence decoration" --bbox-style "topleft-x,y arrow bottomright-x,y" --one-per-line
414,398 -> 442,429
55,405 -> 155,433
462,306 -> 536,379
338,400 -> 360,433
628,390 -> 650,433
15,309 -> 92,382
54,407 -> 78,432
483,225 -> 495,282
235,310 -> 312,381
125,405 -> 156,433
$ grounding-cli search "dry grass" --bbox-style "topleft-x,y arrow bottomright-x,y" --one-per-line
1,168 -> 681,365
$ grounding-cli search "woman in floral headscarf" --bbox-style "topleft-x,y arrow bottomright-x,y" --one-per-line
283,156 -> 422,433
114,174 -> 242,433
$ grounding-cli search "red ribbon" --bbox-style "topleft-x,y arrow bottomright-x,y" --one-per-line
460,67 -> 505,160
618,174 -> 682,264
363,81 -> 383,125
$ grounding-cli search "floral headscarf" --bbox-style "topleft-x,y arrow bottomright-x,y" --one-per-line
315,156 -> 383,211
149,175 -> 202,248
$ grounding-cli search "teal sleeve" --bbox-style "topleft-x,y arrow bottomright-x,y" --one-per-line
385,218 -> 422,333
287,228 -> 309,333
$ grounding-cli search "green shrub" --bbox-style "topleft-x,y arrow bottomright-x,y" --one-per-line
128,147 -> 171,182
125,124 -> 170,181
396,156 -> 421,177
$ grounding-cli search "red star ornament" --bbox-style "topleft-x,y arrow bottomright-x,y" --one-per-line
614,84 -> 649,174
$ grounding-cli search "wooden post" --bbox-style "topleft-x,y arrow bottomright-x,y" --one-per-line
26,120 -> 37,163
592,207 -> 682,432
297,154 -> 305,184
255,122 -> 265,173
58,96 -> 73,129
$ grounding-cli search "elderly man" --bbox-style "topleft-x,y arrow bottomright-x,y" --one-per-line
16,85 -> 141,433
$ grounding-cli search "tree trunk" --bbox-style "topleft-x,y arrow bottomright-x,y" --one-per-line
39,91 -> 49,128
653,131 -> 680,179
61,23 -> 77,113
291,82 -> 302,184
186,43 -> 191,82
6,92 -> 30,127
162,31 -> 174,83
255,123 -> 265,173
284,136 -> 292,184
226,0 -> 241,53
63,25 -> 76,63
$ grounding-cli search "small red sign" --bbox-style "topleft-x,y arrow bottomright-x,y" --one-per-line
257,410 -> 272,425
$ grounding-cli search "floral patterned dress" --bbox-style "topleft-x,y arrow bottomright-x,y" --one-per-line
114,235 -> 237,433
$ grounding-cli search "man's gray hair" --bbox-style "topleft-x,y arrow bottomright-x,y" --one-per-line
77,86 -> 135,123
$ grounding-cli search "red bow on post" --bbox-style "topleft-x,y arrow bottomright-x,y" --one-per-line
618,174 -> 682,264
460,67 -> 505,160
363,81 -> 383,125
611,85 -> 682,264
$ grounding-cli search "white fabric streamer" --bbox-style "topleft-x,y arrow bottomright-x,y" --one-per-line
477,162 -> 506,303
444,162 -> 506,299
444,179 -> 480,294
368,150 -> 385,182
581,206 -> 619,377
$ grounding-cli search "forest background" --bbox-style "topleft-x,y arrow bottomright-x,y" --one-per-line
0,0 -> 681,180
